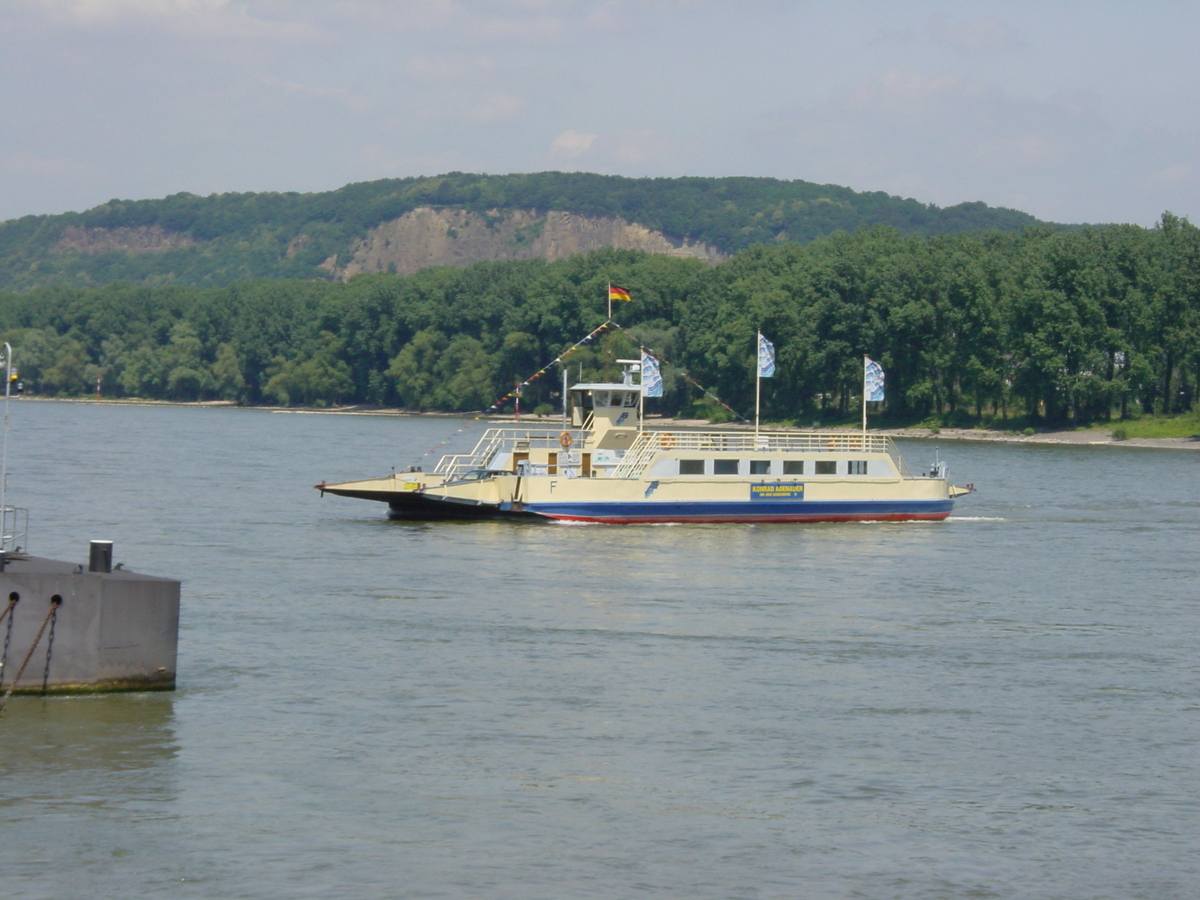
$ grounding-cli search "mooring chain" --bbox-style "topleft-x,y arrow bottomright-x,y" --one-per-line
41,600 -> 59,693
0,593 -> 17,689
0,596 -> 61,716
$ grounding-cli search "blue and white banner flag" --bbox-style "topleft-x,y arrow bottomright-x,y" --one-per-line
757,333 -> 776,378
864,357 -> 885,402
641,350 -> 663,398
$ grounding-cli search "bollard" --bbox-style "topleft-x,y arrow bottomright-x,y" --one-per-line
88,540 -> 113,574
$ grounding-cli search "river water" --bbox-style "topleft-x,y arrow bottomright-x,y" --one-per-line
0,400 -> 1197,899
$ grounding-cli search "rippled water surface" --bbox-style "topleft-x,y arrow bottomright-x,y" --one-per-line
1,401 -> 1198,899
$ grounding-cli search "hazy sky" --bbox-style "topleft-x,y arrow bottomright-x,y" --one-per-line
3,1 -> 1198,226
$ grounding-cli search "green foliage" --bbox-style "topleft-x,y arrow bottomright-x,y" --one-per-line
0,173 -> 1048,292
0,213 -> 1197,424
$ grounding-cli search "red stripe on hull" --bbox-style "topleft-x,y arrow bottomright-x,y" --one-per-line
541,511 -> 951,524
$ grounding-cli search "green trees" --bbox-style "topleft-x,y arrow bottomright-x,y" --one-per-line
0,217 -> 1196,424
0,173 -> 1046,293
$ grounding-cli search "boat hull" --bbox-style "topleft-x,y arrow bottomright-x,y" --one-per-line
317,424 -> 970,525
520,498 -> 953,524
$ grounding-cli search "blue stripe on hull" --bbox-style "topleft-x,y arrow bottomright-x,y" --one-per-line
525,498 -> 954,524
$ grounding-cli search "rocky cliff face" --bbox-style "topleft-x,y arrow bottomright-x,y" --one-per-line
325,208 -> 726,278
55,225 -> 197,255
51,209 -> 726,277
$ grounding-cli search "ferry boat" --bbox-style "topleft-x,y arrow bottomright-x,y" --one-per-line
317,364 -> 973,524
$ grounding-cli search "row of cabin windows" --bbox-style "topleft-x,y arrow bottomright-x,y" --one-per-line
678,459 -> 870,476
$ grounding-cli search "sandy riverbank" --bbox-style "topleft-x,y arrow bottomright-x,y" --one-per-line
25,396 -> 1200,450
646,418 -> 1200,451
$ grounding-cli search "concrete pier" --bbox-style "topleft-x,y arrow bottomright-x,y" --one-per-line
0,551 -> 180,694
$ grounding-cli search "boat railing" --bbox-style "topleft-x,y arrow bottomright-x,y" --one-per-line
610,430 -> 915,479
432,427 -> 577,479
1,505 -> 28,554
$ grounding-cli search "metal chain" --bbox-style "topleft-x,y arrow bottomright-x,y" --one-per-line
0,594 -> 18,689
0,596 -> 61,716
41,602 -> 59,693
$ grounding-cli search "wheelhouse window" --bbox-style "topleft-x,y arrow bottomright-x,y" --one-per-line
679,459 -> 705,475
750,460 -> 771,475
814,461 -> 837,475
783,460 -> 804,475
848,460 -> 868,475
714,459 -> 739,475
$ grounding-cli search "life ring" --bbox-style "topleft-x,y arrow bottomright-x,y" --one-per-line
559,431 -> 574,449
659,432 -> 676,449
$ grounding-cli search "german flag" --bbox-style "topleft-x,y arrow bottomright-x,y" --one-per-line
608,284 -> 632,302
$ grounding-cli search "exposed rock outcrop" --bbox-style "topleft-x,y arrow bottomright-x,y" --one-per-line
328,208 -> 725,279
55,225 -> 197,255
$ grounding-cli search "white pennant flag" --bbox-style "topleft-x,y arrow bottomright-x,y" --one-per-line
865,357 -> 885,402
757,333 -> 776,378
641,350 -> 663,398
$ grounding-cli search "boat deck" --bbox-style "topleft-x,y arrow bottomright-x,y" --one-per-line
433,427 -> 915,481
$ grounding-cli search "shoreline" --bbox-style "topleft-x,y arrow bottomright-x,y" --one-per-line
20,396 -> 1200,451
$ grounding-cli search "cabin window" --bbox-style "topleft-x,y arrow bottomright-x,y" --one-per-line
750,460 -> 771,475
714,459 -> 739,475
593,391 -> 610,407
622,392 -> 638,407
814,461 -> 837,475
679,459 -> 705,475
848,460 -> 868,475
783,460 -> 804,475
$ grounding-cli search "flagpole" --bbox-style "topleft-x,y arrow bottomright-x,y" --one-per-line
755,331 -> 762,439
862,355 -> 868,435
607,283 -> 612,322
638,347 -> 645,431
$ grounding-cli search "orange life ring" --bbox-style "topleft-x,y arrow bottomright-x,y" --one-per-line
559,431 -> 574,449
659,432 -> 676,449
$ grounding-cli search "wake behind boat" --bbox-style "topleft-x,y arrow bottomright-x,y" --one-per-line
317,361 -> 973,524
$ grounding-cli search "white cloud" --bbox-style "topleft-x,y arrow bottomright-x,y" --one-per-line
851,68 -> 987,118
258,75 -> 373,114
16,0 -> 322,39
611,129 -> 691,170
2,150 -> 75,177
549,129 -> 597,160
467,92 -> 525,124
23,0 -> 230,18
1149,163 -> 1193,188
930,15 -> 1022,54
406,54 -> 498,84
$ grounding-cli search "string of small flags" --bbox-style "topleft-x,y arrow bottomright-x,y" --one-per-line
405,416 -> 481,470
608,322 -> 749,423
403,315 -> 746,469
404,319 -> 619,470
482,319 -> 618,413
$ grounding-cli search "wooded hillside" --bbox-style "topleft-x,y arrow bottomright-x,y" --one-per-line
0,172 -> 1044,291
1,215 -> 1195,427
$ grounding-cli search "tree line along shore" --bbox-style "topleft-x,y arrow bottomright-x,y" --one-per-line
1,216 -> 1198,432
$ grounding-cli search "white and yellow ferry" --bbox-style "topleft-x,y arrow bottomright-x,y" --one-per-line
317,365 -> 973,524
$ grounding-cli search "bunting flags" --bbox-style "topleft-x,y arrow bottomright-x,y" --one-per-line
865,357 -> 885,402
608,284 -> 632,303
757,333 -> 776,378
641,350 -> 663,398
483,320 -> 617,413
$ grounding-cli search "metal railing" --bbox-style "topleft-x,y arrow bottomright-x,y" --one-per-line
432,427 -> 578,480
427,425 -> 916,482
1,505 -> 28,554
611,430 -> 914,479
